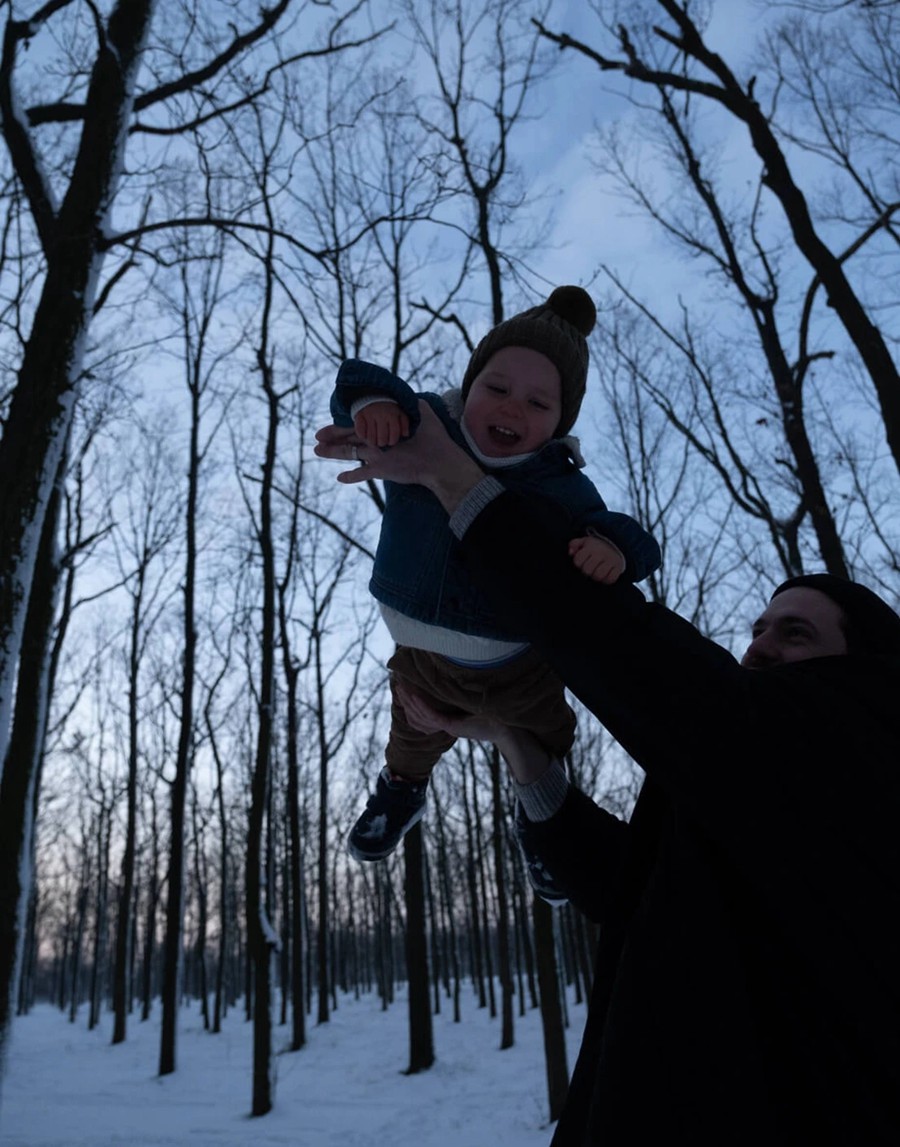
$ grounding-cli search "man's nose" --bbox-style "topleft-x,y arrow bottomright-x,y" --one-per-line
742,631 -> 778,668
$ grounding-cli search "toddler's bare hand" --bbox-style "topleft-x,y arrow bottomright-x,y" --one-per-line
568,536 -> 626,584
353,401 -> 409,448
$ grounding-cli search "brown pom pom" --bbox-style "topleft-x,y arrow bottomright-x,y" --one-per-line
546,285 -> 596,336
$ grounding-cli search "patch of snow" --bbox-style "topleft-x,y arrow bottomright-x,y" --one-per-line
1,986 -> 587,1146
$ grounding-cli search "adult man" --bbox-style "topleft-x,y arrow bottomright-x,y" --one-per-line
315,403 -> 900,1145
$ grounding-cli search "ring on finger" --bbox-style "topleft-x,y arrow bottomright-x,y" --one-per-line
351,445 -> 358,462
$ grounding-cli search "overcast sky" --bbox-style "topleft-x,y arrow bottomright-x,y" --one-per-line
522,1 -> 770,297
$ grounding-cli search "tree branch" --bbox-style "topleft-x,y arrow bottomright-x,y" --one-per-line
0,13 -> 62,249
534,1 -> 900,475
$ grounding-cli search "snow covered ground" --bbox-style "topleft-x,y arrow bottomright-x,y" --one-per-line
0,987 -> 587,1146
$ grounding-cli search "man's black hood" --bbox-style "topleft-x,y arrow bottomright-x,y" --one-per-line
772,574 -> 900,658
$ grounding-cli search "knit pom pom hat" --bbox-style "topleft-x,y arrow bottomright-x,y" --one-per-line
460,285 -> 597,438
772,573 -> 900,657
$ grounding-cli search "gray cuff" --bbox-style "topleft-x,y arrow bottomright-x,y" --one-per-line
448,476 -> 505,540
513,760 -> 570,823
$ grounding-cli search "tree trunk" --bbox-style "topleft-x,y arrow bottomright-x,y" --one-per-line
488,748 -> 513,1050
245,281 -> 280,1118
377,866 -> 394,1010
16,867 -> 38,1016
0,471 -> 62,1073
403,823 -> 434,1073
433,791 -> 462,1024
113,569 -> 145,1044
192,797 -> 209,1031
207,716 -> 228,1036
0,0 -> 155,769
141,796 -> 159,1023
470,754 -> 496,1018
159,381 -> 199,1076
460,758 -> 486,1009
88,810 -> 111,1032
315,667 -> 330,1027
533,896 -> 569,1123
280,646 -> 304,1050
69,873 -> 89,1024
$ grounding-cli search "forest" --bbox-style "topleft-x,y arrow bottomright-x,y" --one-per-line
0,0 -> 897,1125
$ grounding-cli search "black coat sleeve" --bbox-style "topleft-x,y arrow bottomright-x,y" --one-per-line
459,489 -> 900,874
460,489 -> 743,800
518,785 -> 631,923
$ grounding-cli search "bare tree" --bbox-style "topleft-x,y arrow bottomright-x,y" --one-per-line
534,1 -> 900,479
0,1 -> 155,775
243,189 -> 281,1120
0,458 -> 66,1072
403,0 -> 559,324
533,896 -> 569,1121
157,257 -> 203,1078
488,746 -> 514,1049
274,405 -> 313,1053
297,534 -> 378,1028
109,424 -> 180,1045
0,0 -> 365,1071
402,823 -> 434,1073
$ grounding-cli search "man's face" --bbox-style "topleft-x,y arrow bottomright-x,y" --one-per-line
741,587 -> 849,669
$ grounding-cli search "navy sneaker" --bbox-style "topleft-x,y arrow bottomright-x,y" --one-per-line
348,767 -> 428,861
514,805 -> 568,904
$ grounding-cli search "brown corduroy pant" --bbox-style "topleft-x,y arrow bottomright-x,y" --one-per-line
384,644 -> 576,782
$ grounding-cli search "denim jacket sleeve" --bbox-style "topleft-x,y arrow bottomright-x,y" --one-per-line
533,458 -> 661,584
330,359 -> 423,431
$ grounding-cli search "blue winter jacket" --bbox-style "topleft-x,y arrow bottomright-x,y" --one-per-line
331,359 -> 661,641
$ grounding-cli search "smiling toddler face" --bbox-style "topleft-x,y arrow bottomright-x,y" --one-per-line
461,346 -> 563,458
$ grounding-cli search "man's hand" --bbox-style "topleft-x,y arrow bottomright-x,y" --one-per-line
568,535 -> 626,584
396,681 -> 505,743
396,681 -> 553,785
353,401 -> 409,448
315,400 -> 485,510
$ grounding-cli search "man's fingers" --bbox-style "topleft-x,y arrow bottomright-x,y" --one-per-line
315,424 -> 357,448
337,466 -> 372,485
396,683 -> 442,733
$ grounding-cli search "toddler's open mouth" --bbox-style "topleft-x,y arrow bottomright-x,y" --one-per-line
488,425 -> 519,447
